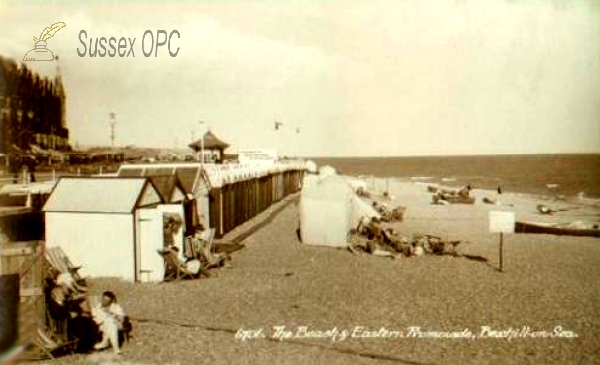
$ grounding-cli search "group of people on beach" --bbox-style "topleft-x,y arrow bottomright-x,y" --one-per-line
352,216 -> 462,258
161,213 -> 228,279
431,184 -> 473,204
45,267 -> 131,355
429,184 -> 511,206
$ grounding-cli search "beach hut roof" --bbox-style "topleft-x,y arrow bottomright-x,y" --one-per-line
43,177 -> 163,213
188,131 -> 230,151
318,165 -> 337,178
301,174 -> 354,201
117,164 -> 205,193
146,175 -> 187,203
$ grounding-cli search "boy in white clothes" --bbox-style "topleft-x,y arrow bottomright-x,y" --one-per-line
92,291 -> 126,355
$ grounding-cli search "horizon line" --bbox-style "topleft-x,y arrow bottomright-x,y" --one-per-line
73,144 -> 600,158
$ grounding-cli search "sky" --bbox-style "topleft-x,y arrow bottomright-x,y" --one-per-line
0,0 -> 599,157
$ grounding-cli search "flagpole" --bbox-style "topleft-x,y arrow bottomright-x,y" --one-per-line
199,120 -> 205,166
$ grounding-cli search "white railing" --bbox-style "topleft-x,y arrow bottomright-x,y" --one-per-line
203,160 -> 307,187
119,159 -> 309,189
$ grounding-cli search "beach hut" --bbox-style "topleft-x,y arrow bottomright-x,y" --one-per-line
43,177 -> 185,282
117,163 -> 211,230
146,175 -> 199,234
299,174 -> 355,247
147,175 -> 187,204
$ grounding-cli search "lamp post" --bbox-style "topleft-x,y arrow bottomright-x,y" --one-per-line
274,119 -> 283,160
109,112 -> 116,148
198,120 -> 205,165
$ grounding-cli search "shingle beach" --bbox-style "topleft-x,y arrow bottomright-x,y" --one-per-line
30,178 -> 600,365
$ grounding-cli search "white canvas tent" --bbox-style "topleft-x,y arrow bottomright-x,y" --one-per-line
299,174 -> 355,247
301,174 -> 320,191
43,177 -> 185,282
351,195 -> 381,227
344,176 -> 367,193
305,160 -> 318,174
318,165 -> 337,179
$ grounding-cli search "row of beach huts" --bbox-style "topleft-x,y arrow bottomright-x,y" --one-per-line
1,160 -> 309,282
1,156 -> 392,359
0,159 -> 311,359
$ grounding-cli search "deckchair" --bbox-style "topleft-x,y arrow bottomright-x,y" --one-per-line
45,246 -> 86,285
183,229 -> 217,277
199,228 -> 226,270
157,249 -> 196,281
203,228 -> 217,259
40,288 -> 82,358
35,326 -> 79,359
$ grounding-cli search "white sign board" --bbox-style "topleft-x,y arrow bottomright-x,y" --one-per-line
238,149 -> 278,165
489,211 -> 516,233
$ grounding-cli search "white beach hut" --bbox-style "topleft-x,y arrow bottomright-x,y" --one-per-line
43,177 -> 185,282
299,174 -> 355,247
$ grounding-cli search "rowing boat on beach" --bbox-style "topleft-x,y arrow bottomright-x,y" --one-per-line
515,221 -> 600,238
440,195 -> 475,204
431,190 -> 476,204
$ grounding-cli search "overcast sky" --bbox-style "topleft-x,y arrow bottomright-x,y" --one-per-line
1,0 -> 599,156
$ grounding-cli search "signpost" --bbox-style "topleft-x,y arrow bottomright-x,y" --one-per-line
489,210 -> 516,272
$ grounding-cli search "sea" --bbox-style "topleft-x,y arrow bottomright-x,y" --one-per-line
311,154 -> 600,200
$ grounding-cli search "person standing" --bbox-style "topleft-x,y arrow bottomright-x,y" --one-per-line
28,158 -> 36,183
163,218 -> 175,249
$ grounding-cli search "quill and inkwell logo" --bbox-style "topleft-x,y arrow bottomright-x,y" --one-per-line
23,22 -> 66,61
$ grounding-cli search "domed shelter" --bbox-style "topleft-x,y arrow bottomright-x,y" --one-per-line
188,130 -> 230,164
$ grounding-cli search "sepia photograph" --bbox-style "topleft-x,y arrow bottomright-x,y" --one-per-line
0,0 -> 599,364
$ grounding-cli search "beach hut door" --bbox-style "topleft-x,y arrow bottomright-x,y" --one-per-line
199,193 -> 210,228
137,208 -> 165,282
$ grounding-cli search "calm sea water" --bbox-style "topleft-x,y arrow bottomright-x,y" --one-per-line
312,154 -> 600,199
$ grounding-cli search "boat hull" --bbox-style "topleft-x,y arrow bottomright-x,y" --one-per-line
442,196 -> 475,204
515,221 -> 600,238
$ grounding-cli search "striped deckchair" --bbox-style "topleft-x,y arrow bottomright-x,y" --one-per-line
44,247 -> 86,283
158,249 -> 197,281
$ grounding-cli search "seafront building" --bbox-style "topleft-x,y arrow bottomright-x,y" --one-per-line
0,55 -> 70,156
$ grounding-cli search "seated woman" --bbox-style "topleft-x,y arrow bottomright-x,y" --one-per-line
67,297 -> 99,353
45,271 -> 73,336
44,278 -> 97,353
92,291 -> 129,355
